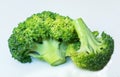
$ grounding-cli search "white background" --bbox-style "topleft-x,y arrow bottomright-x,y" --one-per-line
0,0 -> 120,77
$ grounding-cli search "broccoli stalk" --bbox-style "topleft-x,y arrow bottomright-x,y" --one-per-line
70,18 -> 114,71
29,39 -> 66,66
74,18 -> 100,53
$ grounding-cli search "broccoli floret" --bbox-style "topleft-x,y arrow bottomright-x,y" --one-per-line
8,11 -> 76,66
69,18 -> 114,71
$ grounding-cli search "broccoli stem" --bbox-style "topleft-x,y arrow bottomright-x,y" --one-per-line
29,39 -> 66,66
73,18 -> 100,53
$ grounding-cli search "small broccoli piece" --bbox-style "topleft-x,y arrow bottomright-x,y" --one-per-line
69,18 -> 114,71
8,11 -> 76,66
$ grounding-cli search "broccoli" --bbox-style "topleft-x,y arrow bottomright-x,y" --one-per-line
8,11 -> 77,66
68,18 -> 114,71
8,11 -> 114,70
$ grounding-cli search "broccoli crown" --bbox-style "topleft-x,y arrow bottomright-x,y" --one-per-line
70,18 -> 114,71
8,11 -> 77,65
8,11 -> 114,69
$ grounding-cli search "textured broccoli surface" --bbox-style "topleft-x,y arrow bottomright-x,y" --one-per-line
69,18 -> 114,71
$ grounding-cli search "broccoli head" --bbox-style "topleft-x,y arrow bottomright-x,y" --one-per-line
8,11 -> 77,66
8,11 -> 114,70
68,18 -> 114,71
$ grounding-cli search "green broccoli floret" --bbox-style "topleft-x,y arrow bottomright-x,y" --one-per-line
69,18 -> 114,71
8,11 -> 77,66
